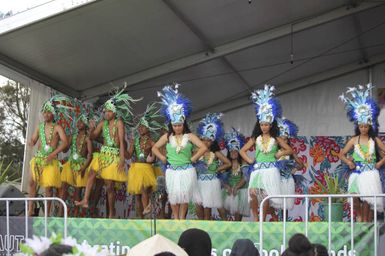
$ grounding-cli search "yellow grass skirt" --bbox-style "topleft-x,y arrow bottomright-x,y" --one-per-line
127,163 -> 157,194
90,153 -> 126,182
60,161 -> 75,186
30,158 -> 61,188
153,165 -> 164,177
60,161 -> 89,187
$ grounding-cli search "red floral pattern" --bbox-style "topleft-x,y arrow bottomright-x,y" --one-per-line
289,138 -> 306,154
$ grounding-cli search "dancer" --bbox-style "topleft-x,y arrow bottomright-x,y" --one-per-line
223,128 -> 250,221
152,84 -> 207,220
127,103 -> 161,218
339,84 -> 385,222
28,95 -> 70,216
195,113 -> 231,220
239,85 -> 292,221
276,117 -> 304,215
60,108 -> 93,217
76,87 -> 139,218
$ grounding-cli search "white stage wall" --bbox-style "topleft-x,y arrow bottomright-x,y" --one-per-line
222,65 -> 385,136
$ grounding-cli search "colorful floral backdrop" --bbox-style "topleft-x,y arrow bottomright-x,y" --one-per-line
286,136 -> 385,222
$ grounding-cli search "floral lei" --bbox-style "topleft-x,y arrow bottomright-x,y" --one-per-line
34,123 -> 54,182
256,135 -> 276,154
134,135 -> 149,161
169,134 -> 189,153
103,120 -> 117,147
354,137 -> 375,163
98,120 -> 119,169
69,132 -> 86,172
231,165 -> 241,176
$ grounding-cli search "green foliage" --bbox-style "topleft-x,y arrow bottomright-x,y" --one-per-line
0,80 -> 29,140
0,79 -> 30,181
20,243 -> 35,254
315,173 -> 346,203
0,160 -> 21,184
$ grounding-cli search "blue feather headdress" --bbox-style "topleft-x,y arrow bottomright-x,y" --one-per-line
157,84 -> 192,124
277,117 -> 298,138
339,84 -> 379,131
224,128 -> 245,152
196,113 -> 224,141
251,85 -> 282,123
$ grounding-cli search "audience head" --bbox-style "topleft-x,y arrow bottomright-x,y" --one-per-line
39,244 -> 73,256
154,252 -> 176,256
282,233 -> 314,256
230,239 -> 259,256
178,228 -> 212,256
313,244 -> 328,256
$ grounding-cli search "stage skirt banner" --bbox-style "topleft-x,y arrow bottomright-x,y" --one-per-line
0,217 -> 381,255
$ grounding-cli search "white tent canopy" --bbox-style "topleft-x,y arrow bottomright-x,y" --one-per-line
1,0 -> 385,132
127,234 -> 188,256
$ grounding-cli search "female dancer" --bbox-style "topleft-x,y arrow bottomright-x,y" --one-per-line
152,85 -> 207,219
240,85 -> 292,221
195,113 -> 231,220
276,117 -> 304,216
223,128 -> 250,221
339,84 -> 385,222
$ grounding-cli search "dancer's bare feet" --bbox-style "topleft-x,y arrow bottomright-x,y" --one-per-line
143,204 -> 152,215
74,199 -> 89,208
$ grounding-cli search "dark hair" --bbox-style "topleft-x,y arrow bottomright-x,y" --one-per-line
279,137 -> 294,161
354,124 -> 380,161
40,244 -> 73,256
167,120 -> 191,138
226,150 -> 242,165
251,120 -> 279,139
154,252 -> 176,256
210,140 -> 220,152
230,239 -> 259,256
178,228 -> 212,256
282,233 -> 314,256
312,244 -> 328,256
354,124 -> 377,139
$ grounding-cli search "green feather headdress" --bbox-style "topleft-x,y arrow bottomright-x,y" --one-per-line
135,102 -> 163,132
41,94 -> 74,121
41,94 -> 75,135
103,84 -> 142,126
72,98 -> 92,128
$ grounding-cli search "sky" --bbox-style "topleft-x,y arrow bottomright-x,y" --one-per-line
0,75 -> 8,85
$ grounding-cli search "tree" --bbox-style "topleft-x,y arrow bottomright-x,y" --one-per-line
0,80 -> 30,141
0,80 -> 30,176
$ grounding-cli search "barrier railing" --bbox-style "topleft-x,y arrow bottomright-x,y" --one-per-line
259,194 -> 385,256
0,197 -> 67,256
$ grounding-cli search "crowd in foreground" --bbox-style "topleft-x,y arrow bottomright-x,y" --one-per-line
18,228 -> 329,256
